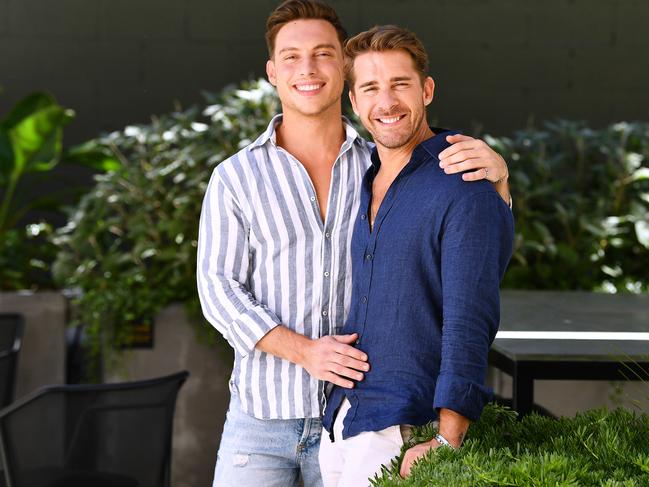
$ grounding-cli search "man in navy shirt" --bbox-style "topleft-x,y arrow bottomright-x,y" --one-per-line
319,25 -> 514,486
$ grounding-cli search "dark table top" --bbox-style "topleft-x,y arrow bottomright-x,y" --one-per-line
493,291 -> 649,362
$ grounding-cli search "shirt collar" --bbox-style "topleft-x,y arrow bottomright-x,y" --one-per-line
249,114 -> 283,149
250,114 -> 363,151
369,127 -> 455,170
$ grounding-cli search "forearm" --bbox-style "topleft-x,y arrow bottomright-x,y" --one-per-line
256,325 -> 311,366
438,408 -> 470,448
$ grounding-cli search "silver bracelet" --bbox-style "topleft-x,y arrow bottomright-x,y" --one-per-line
434,433 -> 455,449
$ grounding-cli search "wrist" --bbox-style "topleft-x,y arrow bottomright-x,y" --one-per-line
434,433 -> 457,449
292,333 -> 313,367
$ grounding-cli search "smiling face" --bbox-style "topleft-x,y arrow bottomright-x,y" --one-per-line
266,19 -> 345,119
349,49 -> 434,151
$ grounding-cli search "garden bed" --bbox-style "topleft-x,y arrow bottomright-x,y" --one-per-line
374,404 -> 649,486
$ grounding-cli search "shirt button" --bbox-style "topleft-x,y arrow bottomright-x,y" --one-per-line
310,196 -> 316,202
366,254 -> 373,261
361,214 -> 366,220
361,296 -> 367,303
322,310 -> 328,316
325,232 -> 331,238
324,271 -> 330,277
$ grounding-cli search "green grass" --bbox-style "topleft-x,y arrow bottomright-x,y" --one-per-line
372,404 -> 649,486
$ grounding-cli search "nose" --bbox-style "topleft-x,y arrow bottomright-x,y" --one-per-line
298,56 -> 317,77
376,88 -> 399,114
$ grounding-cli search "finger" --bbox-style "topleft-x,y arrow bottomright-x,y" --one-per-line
445,133 -> 474,143
442,158 -> 484,174
329,363 -> 364,381
439,149 -> 482,167
400,457 -> 411,478
331,333 -> 358,344
323,372 -> 354,389
439,138 -> 476,159
334,342 -> 368,362
461,169 -> 488,181
336,355 -> 370,372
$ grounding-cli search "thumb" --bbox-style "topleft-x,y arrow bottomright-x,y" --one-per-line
332,333 -> 358,344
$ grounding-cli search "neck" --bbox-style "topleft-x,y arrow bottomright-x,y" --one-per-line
375,122 -> 434,174
276,104 -> 346,158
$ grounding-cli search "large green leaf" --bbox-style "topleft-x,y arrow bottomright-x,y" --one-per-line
1,93 -> 58,182
63,141 -> 122,172
1,93 -> 57,128
8,104 -> 75,175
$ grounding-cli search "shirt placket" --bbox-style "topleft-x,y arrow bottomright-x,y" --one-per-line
279,140 -> 353,413
346,165 -> 408,434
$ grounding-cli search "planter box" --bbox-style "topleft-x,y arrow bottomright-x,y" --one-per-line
107,304 -> 232,487
0,291 -> 67,399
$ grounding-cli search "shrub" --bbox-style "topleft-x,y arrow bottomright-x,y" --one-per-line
494,121 -> 649,293
373,404 -> 649,486
53,80 -> 280,375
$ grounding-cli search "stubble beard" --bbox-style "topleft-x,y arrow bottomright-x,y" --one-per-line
367,108 -> 426,150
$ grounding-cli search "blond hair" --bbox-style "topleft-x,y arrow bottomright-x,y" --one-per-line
344,25 -> 429,87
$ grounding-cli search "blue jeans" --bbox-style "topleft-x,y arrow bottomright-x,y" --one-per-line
212,393 -> 324,487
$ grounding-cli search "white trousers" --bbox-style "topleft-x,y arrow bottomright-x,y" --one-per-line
318,398 -> 412,487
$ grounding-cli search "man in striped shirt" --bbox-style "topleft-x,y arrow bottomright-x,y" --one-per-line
197,1 -> 511,486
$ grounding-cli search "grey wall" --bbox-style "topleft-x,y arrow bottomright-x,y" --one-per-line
1,0 -> 648,145
0,292 -> 67,399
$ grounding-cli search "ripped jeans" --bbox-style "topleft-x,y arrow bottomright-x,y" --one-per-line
212,392 -> 324,487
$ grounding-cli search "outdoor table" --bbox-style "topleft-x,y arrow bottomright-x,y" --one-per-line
490,290 -> 649,415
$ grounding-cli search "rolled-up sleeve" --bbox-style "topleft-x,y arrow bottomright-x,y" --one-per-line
196,168 -> 281,357
433,191 -> 514,421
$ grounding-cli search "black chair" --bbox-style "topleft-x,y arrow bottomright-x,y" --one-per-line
0,371 -> 189,487
0,314 -> 24,409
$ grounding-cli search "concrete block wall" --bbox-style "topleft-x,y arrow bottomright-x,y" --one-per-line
0,0 -> 647,146
0,292 -> 67,399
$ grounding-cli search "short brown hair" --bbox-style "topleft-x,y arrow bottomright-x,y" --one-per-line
265,0 -> 348,57
344,25 -> 429,87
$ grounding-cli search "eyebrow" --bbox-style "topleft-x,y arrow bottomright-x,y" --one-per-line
278,43 -> 337,56
357,76 -> 413,90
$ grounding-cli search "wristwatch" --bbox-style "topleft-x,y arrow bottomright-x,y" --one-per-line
434,433 -> 456,449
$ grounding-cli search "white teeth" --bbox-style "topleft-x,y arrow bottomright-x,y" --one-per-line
296,84 -> 322,91
379,116 -> 401,124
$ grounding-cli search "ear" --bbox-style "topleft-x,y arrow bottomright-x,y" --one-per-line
266,59 -> 277,86
349,89 -> 359,117
423,76 -> 435,106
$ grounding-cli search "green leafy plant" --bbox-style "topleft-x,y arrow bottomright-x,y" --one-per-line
0,92 -> 120,290
490,121 -> 649,293
53,79 -> 280,377
372,403 -> 649,486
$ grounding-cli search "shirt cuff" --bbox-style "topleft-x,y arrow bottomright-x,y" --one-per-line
229,307 -> 281,358
433,374 -> 493,421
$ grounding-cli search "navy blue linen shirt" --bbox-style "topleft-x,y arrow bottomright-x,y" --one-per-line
322,130 -> 514,440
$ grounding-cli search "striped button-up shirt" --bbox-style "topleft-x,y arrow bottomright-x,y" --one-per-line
197,114 -> 372,419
